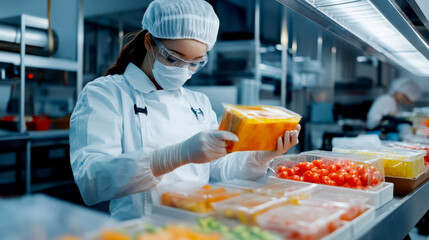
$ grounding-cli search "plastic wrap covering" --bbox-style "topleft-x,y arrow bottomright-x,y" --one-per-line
218,104 -> 301,152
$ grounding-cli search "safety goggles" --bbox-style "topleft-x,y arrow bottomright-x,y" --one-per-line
151,36 -> 208,73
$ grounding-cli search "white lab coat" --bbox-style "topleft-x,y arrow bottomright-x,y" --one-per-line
366,94 -> 397,129
69,63 -> 268,220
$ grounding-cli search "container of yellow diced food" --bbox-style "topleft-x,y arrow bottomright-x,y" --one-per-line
218,104 -> 301,152
333,146 -> 426,178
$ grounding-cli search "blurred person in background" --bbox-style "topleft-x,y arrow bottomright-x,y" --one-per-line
367,77 -> 421,130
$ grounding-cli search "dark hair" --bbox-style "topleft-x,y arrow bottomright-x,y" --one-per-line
105,30 -> 149,76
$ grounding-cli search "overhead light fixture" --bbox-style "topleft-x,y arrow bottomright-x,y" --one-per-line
302,0 -> 429,76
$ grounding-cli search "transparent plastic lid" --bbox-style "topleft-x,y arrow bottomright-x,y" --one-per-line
299,150 -> 382,164
254,182 -> 318,199
333,146 -> 426,161
157,182 -> 242,214
213,194 -> 289,214
213,180 -> 267,193
299,191 -> 369,221
212,193 -> 290,225
222,104 -> 301,122
383,141 -> 429,153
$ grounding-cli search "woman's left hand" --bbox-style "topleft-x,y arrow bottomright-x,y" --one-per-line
254,124 -> 301,165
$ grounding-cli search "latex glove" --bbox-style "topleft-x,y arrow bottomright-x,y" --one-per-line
253,124 -> 301,165
150,130 -> 238,177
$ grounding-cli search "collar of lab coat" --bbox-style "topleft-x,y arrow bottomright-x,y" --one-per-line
123,63 -> 184,95
124,63 -> 157,94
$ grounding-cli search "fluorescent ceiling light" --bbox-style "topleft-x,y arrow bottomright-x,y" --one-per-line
303,0 -> 429,76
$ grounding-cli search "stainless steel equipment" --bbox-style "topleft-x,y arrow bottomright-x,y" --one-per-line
0,23 -> 58,55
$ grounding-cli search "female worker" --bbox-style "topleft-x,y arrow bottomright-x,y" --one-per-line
70,0 -> 300,220
367,77 -> 421,130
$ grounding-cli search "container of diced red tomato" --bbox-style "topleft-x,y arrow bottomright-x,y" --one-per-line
270,151 -> 384,190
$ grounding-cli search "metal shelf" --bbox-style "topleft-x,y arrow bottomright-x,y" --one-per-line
214,39 -> 254,52
28,129 -> 69,140
259,62 -> 282,79
0,50 -> 78,72
1,14 -> 49,30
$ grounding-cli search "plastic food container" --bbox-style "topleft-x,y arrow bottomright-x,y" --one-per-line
299,191 -> 369,221
218,104 -> 301,152
212,193 -> 290,225
384,142 -> 429,167
159,184 -> 241,214
253,182 -> 317,204
270,151 -> 384,189
333,146 -> 426,178
256,205 -> 344,240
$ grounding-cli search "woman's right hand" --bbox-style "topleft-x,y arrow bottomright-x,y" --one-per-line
182,130 -> 238,164
150,130 -> 238,177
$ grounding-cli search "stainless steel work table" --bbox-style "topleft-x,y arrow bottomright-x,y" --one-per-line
0,130 -> 70,194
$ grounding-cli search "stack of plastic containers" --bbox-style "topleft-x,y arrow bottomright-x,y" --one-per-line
333,146 -> 426,178
271,150 -> 384,189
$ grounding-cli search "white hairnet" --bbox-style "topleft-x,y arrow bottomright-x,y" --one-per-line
389,77 -> 421,102
142,0 -> 220,50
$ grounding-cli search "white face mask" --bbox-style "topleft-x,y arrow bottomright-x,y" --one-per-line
152,61 -> 193,90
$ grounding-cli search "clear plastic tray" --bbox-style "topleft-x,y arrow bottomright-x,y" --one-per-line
268,176 -> 394,209
270,151 -> 384,189
333,146 -> 426,178
256,205 -> 345,240
253,182 -> 318,203
299,191 -> 369,221
212,193 -> 290,225
218,104 -> 301,152
157,182 -> 242,214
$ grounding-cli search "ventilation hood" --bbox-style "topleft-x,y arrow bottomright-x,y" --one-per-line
276,0 -> 429,76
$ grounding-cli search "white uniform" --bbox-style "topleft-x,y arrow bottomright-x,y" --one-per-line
366,94 -> 397,129
69,63 -> 268,220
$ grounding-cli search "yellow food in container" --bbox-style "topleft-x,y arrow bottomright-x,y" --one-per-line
218,104 -> 301,152
333,147 -> 426,178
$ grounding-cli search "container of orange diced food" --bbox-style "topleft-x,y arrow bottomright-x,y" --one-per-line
218,104 -> 301,152
157,183 -> 241,214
